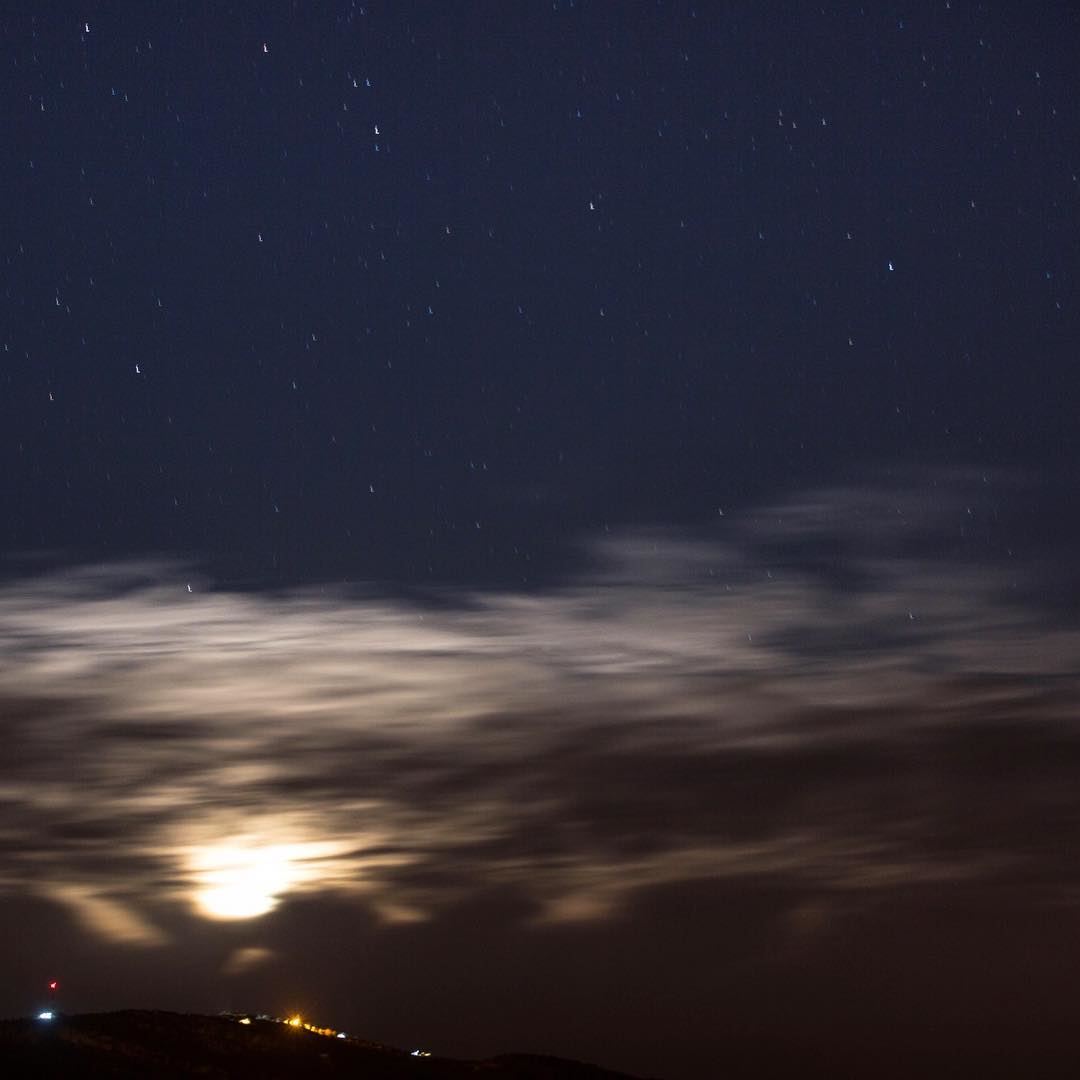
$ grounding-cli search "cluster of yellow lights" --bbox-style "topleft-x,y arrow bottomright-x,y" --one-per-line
285,1016 -> 338,1037
231,1014 -> 350,1041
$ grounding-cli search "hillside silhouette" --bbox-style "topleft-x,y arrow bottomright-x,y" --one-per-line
0,1010 -> 655,1079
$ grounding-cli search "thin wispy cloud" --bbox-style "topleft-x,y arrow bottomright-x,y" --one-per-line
1,470 -> 1076,946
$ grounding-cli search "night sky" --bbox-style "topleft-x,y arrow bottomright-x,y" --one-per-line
3,3 -> 1080,1077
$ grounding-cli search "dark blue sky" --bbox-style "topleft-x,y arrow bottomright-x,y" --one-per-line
3,5 -> 1080,1078
5,2 -> 1077,586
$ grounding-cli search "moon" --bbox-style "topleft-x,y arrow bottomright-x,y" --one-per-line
192,845 -> 296,920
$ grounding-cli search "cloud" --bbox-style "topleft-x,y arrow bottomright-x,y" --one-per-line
221,946 -> 275,976
47,884 -> 168,947
0,468 -> 1076,941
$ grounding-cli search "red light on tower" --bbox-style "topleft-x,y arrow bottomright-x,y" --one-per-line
48,981 -> 58,992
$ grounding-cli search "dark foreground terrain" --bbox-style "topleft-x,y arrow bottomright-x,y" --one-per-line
0,1010 -> 653,1079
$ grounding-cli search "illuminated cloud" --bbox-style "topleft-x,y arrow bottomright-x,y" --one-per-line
47,885 -> 168,947
221,946 -> 275,976
0,470 -> 1076,942
185,832 -> 361,920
